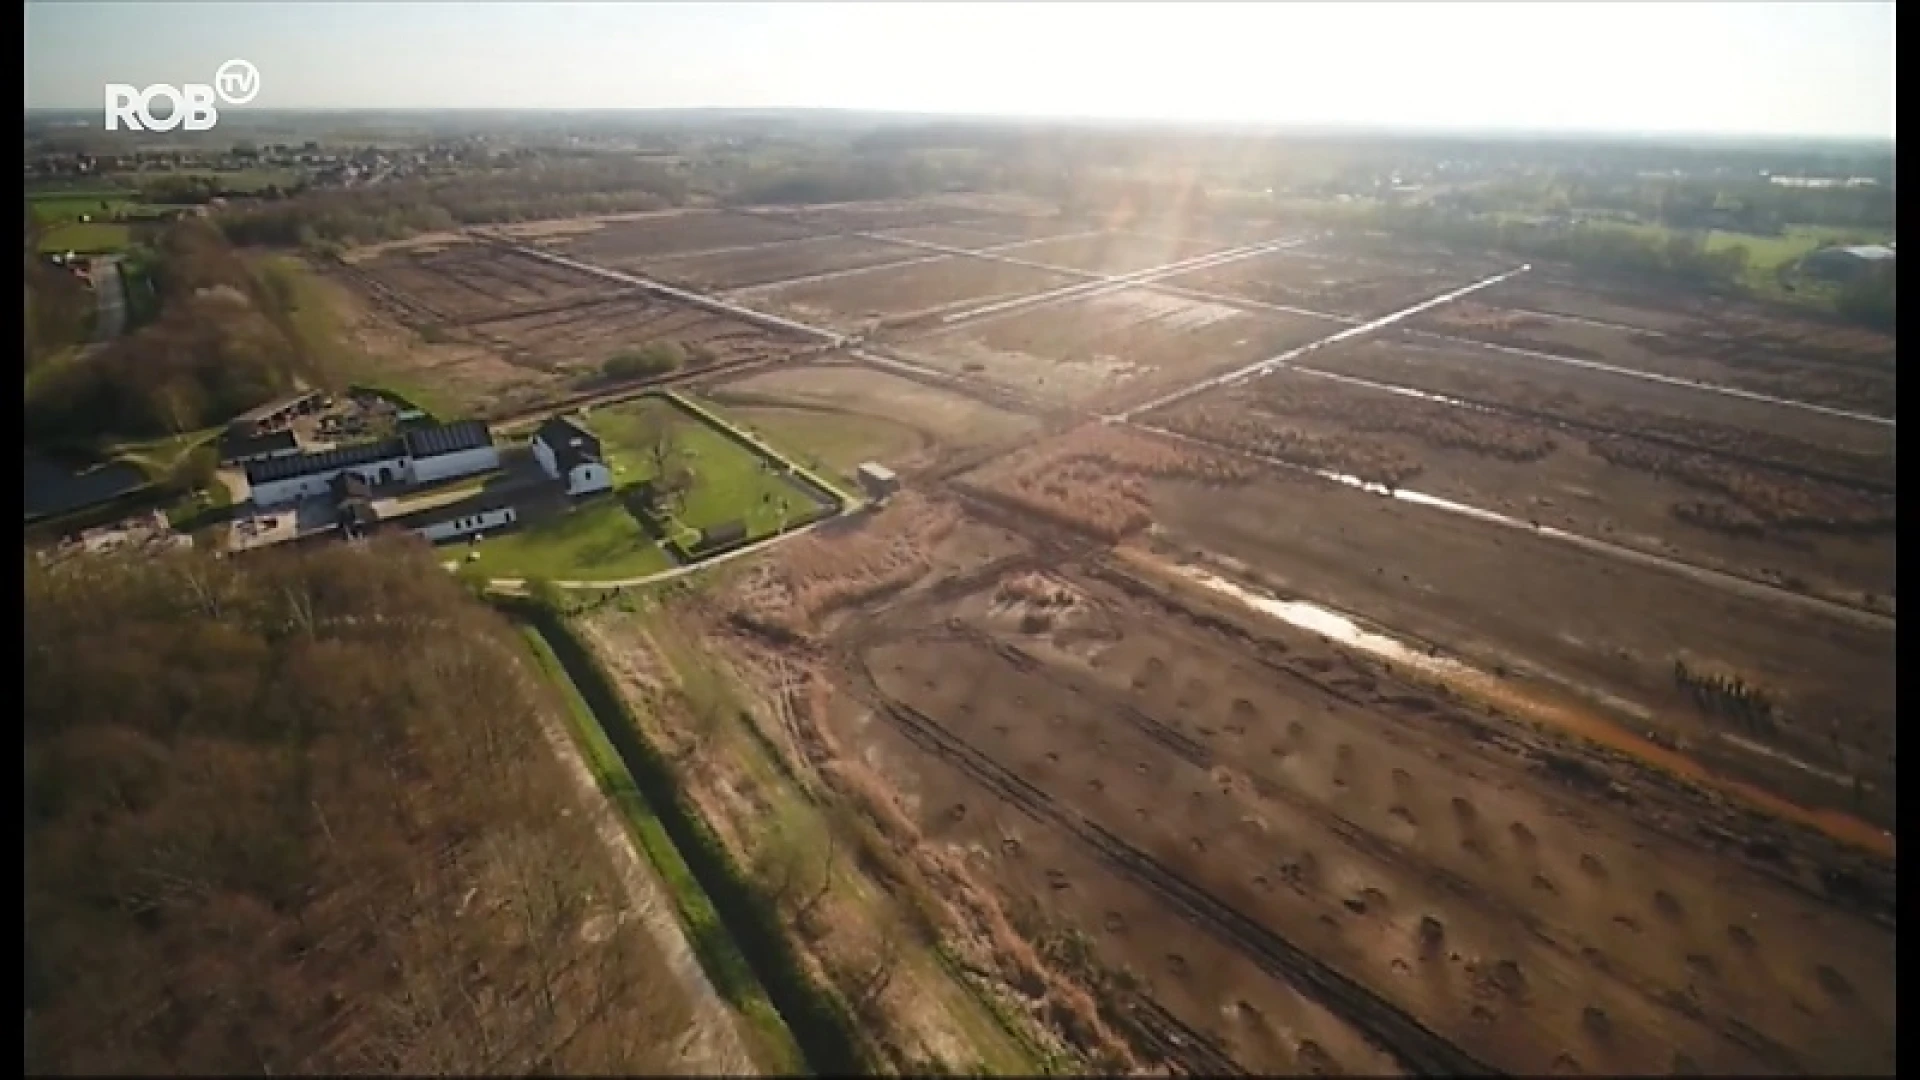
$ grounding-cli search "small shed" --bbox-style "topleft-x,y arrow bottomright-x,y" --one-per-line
856,461 -> 899,502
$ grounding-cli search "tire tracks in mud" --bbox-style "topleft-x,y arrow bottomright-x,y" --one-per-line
916,621 -> 1809,1074
842,651 -> 1497,1077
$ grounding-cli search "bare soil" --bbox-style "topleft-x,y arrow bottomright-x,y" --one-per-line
1410,299 -> 1897,416
1313,335 -> 1896,485
792,530 -> 1895,1075
1163,248 -> 1496,317
894,287 -> 1332,410
1003,232 -> 1229,275
1154,370 -> 1896,614
639,236 -> 926,291
757,260 -> 1084,332
555,211 -> 820,261
1144,466 -> 1897,824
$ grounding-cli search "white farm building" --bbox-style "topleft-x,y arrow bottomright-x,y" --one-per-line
245,419 -> 499,508
532,415 -> 614,496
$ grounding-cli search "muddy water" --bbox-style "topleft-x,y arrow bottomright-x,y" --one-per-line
1155,558 -> 1896,862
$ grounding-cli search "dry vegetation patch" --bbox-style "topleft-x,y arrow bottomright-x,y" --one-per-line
963,425 -> 1255,542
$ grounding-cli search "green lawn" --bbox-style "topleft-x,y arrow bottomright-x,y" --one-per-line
722,404 -> 920,489
592,398 -> 819,543
37,221 -> 133,255
28,194 -> 135,226
466,498 -> 674,582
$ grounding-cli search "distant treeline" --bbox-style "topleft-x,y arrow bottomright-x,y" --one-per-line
219,157 -> 689,249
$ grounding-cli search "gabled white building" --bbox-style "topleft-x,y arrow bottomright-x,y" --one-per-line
531,414 -> 613,496
245,419 -> 499,508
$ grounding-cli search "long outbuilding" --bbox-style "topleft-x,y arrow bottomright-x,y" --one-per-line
245,419 -> 499,507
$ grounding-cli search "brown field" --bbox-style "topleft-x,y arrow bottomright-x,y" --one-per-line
1164,248 -> 1503,317
551,210 -> 821,261
755,259 -> 1083,332
1310,336 -> 1896,487
893,288 -> 1332,410
1410,298 -> 1898,417
638,235 -> 926,291
348,241 -> 624,326
465,207 -> 1897,1076
336,240 -> 809,417
1149,370 -> 1896,615
872,221 -> 1088,250
779,201 -> 1031,233
1005,232 -> 1230,275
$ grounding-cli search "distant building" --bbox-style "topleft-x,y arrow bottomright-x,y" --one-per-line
378,491 -> 519,545
245,419 -> 499,508
531,414 -> 614,496
856,461 -> 899,502
1801,244 -> 1895,283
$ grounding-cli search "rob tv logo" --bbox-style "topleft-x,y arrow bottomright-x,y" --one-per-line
104,59 -> 260,132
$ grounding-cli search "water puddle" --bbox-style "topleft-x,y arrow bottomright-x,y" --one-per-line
1722,734 -> 1855,787
1147,556 -> 1894,861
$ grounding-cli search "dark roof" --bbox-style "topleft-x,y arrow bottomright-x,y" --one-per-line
220,428 -> 298,461
535,415 -> 602,456
700,520 -> 748,548
244,437 -> 405,485
235,390 -> 322,427
403,419 -> 494,459
382,490 -> 517,532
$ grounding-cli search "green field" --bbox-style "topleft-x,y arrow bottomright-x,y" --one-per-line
36,221 -> 133,255
593,397 -> 822,542
722,404 -> 921,489
463,499 -> 675,582
28,193 -> 135,225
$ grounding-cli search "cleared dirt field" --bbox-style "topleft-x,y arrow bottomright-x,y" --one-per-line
337,242 -> 810,417
704,361 -> 1043,475
1005,232 -> 1230,275
552,210 -> 821,262
347,241 -> 624,326
1151,369 -> 1896,616
872,221 -> 1088,250
1160,248 -> 1494,318
827,554 -> 1894,1075
637,235 -> 924,291
756,259 -> 1083,332
1410,299 -> 1898,417
894,288 -> 1333,410
1311,336 -> 1896,488
1138,456 -> 1896,827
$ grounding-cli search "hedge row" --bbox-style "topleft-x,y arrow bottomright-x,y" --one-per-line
500,599 -> 873,1075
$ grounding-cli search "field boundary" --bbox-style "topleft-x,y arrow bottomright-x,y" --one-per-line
503,601 -> 878,1074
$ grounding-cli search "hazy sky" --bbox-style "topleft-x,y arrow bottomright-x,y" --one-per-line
24,1 -> 1896,138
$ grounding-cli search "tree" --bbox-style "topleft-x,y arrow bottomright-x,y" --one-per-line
601,341 -> 685,381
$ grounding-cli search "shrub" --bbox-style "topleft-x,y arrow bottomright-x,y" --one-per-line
603,341 -> 687,381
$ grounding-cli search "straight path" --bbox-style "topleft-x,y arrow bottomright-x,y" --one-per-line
1115,265 -> 1532,420
929,237 -> 1306,329
471,232 -> 848,346
863,231 -> 1896,430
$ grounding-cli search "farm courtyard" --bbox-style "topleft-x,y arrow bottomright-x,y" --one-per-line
323,194 -> 1896,1075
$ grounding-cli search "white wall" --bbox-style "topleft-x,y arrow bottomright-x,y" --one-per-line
567,462 -> 613,495
415,505 -> 517,544
531,436 -> 559,479
250,454 -> 409,508
411,445 -> 500,485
